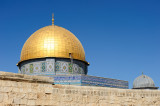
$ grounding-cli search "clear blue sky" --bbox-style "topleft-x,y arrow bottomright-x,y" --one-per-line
0,0 -> 160,88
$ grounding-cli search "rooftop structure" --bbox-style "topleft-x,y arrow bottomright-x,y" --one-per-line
133,73 -> 158,89
17,15 -> 128,89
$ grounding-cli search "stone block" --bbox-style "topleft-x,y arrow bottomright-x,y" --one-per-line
27,100 -> 35,105
12,87 -> 20,93
3,87 -> 13,92
0,93 -> 3,103
13,98 -> 20,104
3,98 -> 13,104
28,92 -> 37,100
11,81 -> 18,87
20,99 -> 27,105
44,87 -> 53,94
37,93 -> 46,99
1,81 -> 12,87
36,99 -> 50,105
17,93 -> 26,99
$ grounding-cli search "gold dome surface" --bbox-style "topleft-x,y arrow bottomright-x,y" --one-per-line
20,25 -> 86,63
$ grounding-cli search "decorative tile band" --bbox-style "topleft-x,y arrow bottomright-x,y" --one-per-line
19,58 -> 87,75
53,75 -> 128,89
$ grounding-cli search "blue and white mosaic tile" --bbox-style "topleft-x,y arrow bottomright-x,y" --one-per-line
52,75 -> 128,89
41,62 -> 46,72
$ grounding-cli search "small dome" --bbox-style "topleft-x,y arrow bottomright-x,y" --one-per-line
133,74 -> 158,89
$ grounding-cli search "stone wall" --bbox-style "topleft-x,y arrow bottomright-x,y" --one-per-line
0,71 -> 160,106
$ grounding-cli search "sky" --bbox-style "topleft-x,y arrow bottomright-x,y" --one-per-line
0,0 -> 160,88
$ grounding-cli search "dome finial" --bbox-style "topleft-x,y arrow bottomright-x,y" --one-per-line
52,13 -> 54,25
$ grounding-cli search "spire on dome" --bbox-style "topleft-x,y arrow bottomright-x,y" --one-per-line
52,13 -> 54,25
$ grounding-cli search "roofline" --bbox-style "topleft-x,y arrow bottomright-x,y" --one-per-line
17,57 -> 89,66
132,87 -> 159,89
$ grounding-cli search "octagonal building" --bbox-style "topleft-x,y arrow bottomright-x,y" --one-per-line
17,15 -> 128,89
17,25 -> 89,75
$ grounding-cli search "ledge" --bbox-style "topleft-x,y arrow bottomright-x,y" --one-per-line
0,71 -> 54,84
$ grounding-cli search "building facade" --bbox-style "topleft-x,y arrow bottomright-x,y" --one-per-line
17,16 -> 128,89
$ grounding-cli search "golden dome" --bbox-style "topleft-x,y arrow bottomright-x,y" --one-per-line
19,25 -> 87,63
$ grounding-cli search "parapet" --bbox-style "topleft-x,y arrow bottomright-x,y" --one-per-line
0,71 -> 159,105
0,71 -> 54,84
